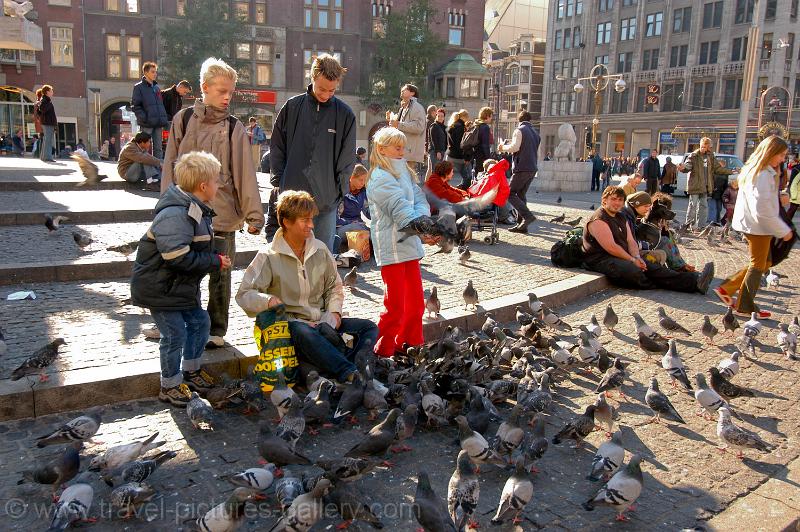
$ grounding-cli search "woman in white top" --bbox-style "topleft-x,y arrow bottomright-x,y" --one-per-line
714,135 -> 793,318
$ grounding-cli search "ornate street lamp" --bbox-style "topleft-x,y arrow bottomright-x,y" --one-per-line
574,64 -> 626,157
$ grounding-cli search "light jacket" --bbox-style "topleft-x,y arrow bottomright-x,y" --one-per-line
235,229 -> 344,323
162,102 -> 265,232
367,159 -> 430,267
396,97 -> 426,163
117,140 -> 161,179
131,78 -> 169,128
732,167 -> 790,238
681,149 -> 731,195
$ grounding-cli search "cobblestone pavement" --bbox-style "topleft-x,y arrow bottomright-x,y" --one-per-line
0,274 -> 798,531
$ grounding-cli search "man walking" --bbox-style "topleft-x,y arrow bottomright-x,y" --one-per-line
161,57 -> 265,348
247,117 -> 267,169
677,137 -> 731,230
132,62 -> 169,160
641,149 -> 661,195
590,151 -> 604,191
161,80 -> 191,122
270,53 -> 356,253
387,84 -> 426,177
498,111 -> 540,234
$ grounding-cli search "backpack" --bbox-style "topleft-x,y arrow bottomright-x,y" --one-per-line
254,126 -> 267,144
460,125 -> 481,159
181,107 -> 237,141
550,227 -> 585,268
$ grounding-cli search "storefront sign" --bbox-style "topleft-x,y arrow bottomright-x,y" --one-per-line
234,89 -> 277,105
659,131 -> 676,145
718,133 -> 736,145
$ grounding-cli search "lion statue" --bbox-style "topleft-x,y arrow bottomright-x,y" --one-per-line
553,123 -> 576,162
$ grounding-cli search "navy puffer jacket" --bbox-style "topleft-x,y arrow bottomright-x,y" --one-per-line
132,78 -> 169,128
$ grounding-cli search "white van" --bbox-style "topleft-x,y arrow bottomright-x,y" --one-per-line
657,153 -> 744,197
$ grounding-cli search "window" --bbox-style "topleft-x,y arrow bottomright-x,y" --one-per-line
551,92 -> 561,116
557,0 -> 565,18
731,37 -> 748,61
305,0 -> 342,29
562,60 -> 571,79
723,78 -> 743,109
702,2 -> 723,29
236,43 -> 251,60
460,79 -> 480,98
520,65 -> 530,83
622,0 -> 636,6
669,44 -> 688,67
792,0 -> 798,18
552,60 -> 561,80
176,0 -> 185,15
620,18 -> 636,41
617,52 -> 632,73
596,22 -> 611,45
255,44 -> 271,61
645,12 -> 662,37
661,82 -> 683,112
735,0 -> 755,23
641,49 -> 659,70
48,0 -> 71,5
673,6 -> 691,33
635,86 -> 654,112
106,34 -> 121,78
691,81 -> 715,110
573,26 -> 582,47
238,65 -> 251,85
576,0 -> 583,15
566,0 -> 574,16
611,89 -> 629,113
448,11 -> 465,46
371,0 -> 390,16
126,0 -> 138,12
235,1 -> 249,20
571,57 -> 579,78
594,54 -> 609,66
699,41 -> 719,65
126,36 -> 140,79
0,49 -> 36,64
446,78 -> 455,98
599,0 -> 613,12
255,1 -> 266,23
555,30 -> 563,50
765,0 -> 777,20
49,27 -> 73,67
564,28 -> 571,49
786,33 -> 795,61
105,0 -> 137,12
762,33 -> 773,60
105,0 -> 118,9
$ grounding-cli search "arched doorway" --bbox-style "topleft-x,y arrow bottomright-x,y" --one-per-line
367,120 -> 389,143
100,101 -> 134,154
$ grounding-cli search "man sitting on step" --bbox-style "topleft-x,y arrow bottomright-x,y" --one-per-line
118,131 -> 162,190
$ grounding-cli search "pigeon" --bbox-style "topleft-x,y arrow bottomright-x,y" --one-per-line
481,313 -> 498,337
465,393 -> 491,435
564,216 -> 582,227
490,459 -> 533,525
540,304 -> 572,332
582,455 -> 643,522
520,373 -> 553,417
463,280 -> 479,310
528,292 -> 543,313
303,380 -> 333,426
18,444 -> 80,497
333,371 -> 365,423
104,450 -> 177,487
694,373 -> 730,419
316,457 -> 377,483
274,477 -> 330,531
765,269 -> 780,288
789,316 -> 800,337
420,379 -> 448,427
589,203 -> 596,210
49,482 -> 94,531
229,463 -> 278,497
345,409 -> 401,461
425,287 -> 441,318
709,367 -> 755,401
718,351 -> 741,379
454,415 -> 506,467
413,471 -> 457,532
36,410 -> 102,447
594,393 -> 616,435
644,378 -> 685,424
494,405 -> 525,460
701,316 -> 719,344
274,472 -> 304,512
343,266 -> 358,288
458,245 -> 471,264
0,326 -> 5,356
275,395 -> 306,449
324,481 -> 384,529
595,358 -> 626,397
11,338 -> 66,382
722,307 -> 740,334
587,431 -> 625,481
661,340 -> 693,392
393,403 -> 419,453
195,487 -> 255,532
270,370 -> 297,420
515,305 -> 534,326
106,241 -> 140,256
550,213 -> 566,223
638,331 -> 669,360
109,482 -> 156,518
88,432 -> 165,472
556,195 -> 562,204
447,450 -> 480,531
44,214 -> 69,232
552,404 -> 596,448
257,425 -> 311,467
72,153 -> 108,186
657,307 -> 691,336
632,312 -> 665,342
586,314 -> 602,338
717,407 -> 775,459
603,304 -> 618,332
72,231 -> 92,249
743,312 -> 763,336
186,392 -> 215,430
776,323 -> 798,360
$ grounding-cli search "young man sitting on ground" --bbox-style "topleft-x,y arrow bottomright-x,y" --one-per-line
118,131 -> 162,190
335,164 -> 371,252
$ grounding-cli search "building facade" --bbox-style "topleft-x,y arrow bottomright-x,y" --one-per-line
541,0 -> 800,159
484,0 -> 548,54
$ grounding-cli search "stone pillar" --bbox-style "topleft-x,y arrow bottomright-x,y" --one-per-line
535,161 -> 593,192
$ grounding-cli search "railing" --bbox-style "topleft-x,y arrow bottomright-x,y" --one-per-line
722,61 -> 744,75
662,67 -> 686,80
690,64 -> 718,77
635,71 -> 656,82
759,59 -> 771,71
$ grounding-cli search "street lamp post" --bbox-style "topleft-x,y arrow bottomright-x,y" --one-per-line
573,64 -> 627,158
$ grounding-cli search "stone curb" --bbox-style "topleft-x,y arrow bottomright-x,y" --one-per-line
0,181 -> 127,192
0,272 -> 609,421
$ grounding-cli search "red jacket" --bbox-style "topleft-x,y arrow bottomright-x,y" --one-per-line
425,173 -> 470,203
469,158 -> 511,207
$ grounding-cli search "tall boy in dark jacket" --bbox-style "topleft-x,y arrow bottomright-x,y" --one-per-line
132,62 -> 169,160
131,151 -> 232,407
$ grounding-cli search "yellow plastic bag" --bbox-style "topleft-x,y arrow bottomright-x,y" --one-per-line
346,230 -> 371,262
253,304 -> 298,392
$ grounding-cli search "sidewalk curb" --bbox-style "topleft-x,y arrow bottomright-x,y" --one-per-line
0,272 -> 609,421
0,181 -> 127,192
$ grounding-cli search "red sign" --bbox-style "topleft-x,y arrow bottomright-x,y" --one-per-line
234,89 -> 277,105
646,95 -> 660,105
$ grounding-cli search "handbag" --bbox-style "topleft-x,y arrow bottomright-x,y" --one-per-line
771,207 -> 797,267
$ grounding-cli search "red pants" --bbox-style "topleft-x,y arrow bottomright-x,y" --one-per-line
375,259 -> 424,357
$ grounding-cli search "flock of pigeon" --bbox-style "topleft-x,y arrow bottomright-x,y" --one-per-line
12,283 -> 798,531
44,213 -> 141,257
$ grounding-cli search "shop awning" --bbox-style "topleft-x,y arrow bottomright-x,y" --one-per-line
670,126 -> 738,139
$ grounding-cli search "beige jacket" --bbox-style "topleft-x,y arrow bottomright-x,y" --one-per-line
396,97 -> 427,163
235,229 -> 344,323
117,141 -> 160,179
161,102 -> 265,232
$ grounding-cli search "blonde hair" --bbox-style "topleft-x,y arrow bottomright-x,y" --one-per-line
369,127 -> 417,182
477,106 -> 493,122
276,190 -> 319,229
174,151 -> 221,191
351,164 -> 368,178
482,158 -> 498,171
739,135 -> 788,186
311,53 -> 347,81
448,109 -> 470,128
200,57 -> 237,89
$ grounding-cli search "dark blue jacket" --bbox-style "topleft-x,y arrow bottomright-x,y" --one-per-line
132,78 -> 169,128
130,185 -> 221,311
512,121 -> 540,173
337,188 -> 369,226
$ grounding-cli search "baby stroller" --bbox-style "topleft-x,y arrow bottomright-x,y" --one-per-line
466,158 -> 511,244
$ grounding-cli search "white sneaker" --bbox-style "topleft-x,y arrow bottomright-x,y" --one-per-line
142,325 -> 160,339
207,335 -> 225,348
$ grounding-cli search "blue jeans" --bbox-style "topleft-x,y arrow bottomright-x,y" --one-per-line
707,198 -> 723,224
150,307 -> 210,388
447,156 -> 473,190
40,125 -> 55,161
288,318 -> 378,381
124,162 -> 160,183
313,208 -> 337,254
140,126 -> 163,159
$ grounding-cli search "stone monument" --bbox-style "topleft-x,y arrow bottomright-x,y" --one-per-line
537,123 -> 592,192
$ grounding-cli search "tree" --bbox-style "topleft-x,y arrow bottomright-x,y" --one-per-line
159,0 -> 248,86
364,0 -> 446,110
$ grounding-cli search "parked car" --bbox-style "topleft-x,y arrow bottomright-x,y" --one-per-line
656,153 -> 743,197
